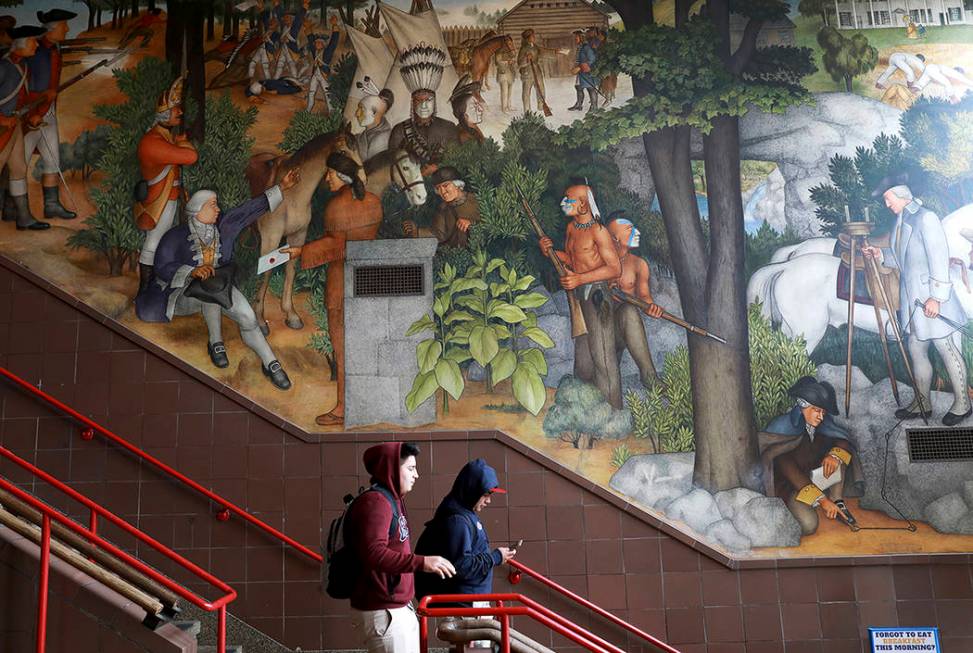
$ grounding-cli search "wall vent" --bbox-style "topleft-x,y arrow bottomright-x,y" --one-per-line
906,427 -> 973,463
354,265 -> 424,297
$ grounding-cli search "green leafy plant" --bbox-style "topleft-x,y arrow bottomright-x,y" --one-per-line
610,444 -> 634,470
306,283 -> 336,381
816,26 -> 878,92
543,375 -> 632,449
453,250 -> 554,415
326,52 -> 358,112
278,109 -> 343,154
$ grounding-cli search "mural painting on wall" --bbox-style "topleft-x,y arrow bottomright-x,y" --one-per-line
3,0 -> 973,559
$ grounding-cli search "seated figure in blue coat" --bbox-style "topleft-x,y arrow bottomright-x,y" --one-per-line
415,458 -> 517,609
146,168 -> 301,390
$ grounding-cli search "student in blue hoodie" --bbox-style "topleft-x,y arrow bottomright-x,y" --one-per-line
414,458 -> 516,606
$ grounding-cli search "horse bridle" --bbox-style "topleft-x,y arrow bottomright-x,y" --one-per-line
391,151 -> 424,193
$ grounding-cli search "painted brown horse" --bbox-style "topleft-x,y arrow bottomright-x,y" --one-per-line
468,34 -> 515,101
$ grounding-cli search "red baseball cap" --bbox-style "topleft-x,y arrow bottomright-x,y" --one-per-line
489,485 -> 507,494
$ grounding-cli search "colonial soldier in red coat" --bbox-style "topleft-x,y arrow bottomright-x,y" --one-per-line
24,8 -> 78,220
281,152 -> 383,425
133,77 -> 198,320
0,24 -> 49,231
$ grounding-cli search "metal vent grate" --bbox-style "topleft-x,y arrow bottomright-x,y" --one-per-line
354,265 -> 424,297
907,427 -> 973,462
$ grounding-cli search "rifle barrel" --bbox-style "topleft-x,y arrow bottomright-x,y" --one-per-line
611,288 -> 727,344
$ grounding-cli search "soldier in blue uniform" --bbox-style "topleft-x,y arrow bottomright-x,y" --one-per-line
567,28 -> 598,112
272,3 -> 306,80
24,8 -> 77,220
304,16 -> 340,113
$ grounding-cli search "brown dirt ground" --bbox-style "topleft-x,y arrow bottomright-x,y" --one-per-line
5,20 -> 973,561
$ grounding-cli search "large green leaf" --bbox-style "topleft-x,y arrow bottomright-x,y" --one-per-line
513,275 -> 535,292
405,371 -> 438,412
416,339 -> 442,374
491,349 -> 517,383
406,314 -> 435,336
512,363 -> 546,415
433,295 -> 449,318
486,258 -> 505,274
444,310 -> 476,324
469,325 -> 500,366
452,278 -> 488,294
521,326 -> 555,348
490,282 -> 511,297
435,358 -> 465,401
489,302 -> 528,323
444,347 -> 472,364
514,292 -> 549,309
518,347 -> 548,375
454,294 -> 485,313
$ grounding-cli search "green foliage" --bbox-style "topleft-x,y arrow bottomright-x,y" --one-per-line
797,0 -> 832,23
543,375 -> 633,449
326,52 -> 358,112
745,222 -> 803,279
34,125 -> 112,181
901,96 -> 973,212
809,134 -> 915,236
306,283 -> 334,358
557,19 -> 815,149
625,388 -> 657,453
182,93 -> 256,206
816,27 -> 878,91
279,110 -> 343,154
610,444 -> 634,470
68,57 -> 174,276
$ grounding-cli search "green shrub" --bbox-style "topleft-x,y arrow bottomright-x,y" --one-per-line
278,110 -> 343,154
326,52 -> 358,113
610,444 -> 634,469
544,375 -> 632,449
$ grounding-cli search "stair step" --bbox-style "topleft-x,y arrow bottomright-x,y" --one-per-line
171,620 -> 202,637
198,646 -> 242,653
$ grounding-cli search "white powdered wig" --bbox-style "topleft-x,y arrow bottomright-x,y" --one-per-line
887,185 -> 913,201
186,190 -> 218,217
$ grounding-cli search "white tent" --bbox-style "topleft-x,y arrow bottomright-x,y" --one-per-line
342,25 -> 397,126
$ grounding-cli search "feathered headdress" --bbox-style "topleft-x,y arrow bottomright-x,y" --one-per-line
399,43 -> 448,94
356,75 -> 382,98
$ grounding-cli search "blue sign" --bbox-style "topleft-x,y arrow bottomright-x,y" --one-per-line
869,628 -> 940,653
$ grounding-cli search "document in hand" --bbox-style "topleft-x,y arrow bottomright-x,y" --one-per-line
811,465 -> 842,491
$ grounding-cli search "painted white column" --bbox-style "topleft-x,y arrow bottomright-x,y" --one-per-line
851,0 -> 860,26
835,0 -> 843,26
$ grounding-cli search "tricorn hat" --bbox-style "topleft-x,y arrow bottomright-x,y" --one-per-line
429,166 -> 462,186
38,9 -> 78,24
183,265 -> 236,311
156,76 -> 185,113
788,376 -> 840,416
870,172 -> 910,199
9,25 -> 46,40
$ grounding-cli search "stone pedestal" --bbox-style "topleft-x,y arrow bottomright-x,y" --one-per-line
343,238 -> 438,427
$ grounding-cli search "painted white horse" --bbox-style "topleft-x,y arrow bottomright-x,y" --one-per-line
364,148 -> 428,207
748,204 -> 973,353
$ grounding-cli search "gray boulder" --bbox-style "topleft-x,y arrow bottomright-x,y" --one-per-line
731,496 -> 802,547
544,359 -> 575,389
536,313 -> 574,365
953,511 -> 973,535
715,487 -> 764,522
666,488 -> 723,534
923,493 -> 969,533
705,519 -> 752,553
816,363 -> 871,394
609,453 -> 695,511
531,285 -> 560,317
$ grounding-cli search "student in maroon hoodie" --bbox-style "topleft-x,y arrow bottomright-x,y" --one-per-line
346,442 -> 456,652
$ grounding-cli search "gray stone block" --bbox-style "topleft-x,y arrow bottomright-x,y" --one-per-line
345,297 -> 390,344
609,453 -> 695,511
923,493 -> 969,533
953,511 -> 973,535
715,487 -> 764,521
704,519 -> 752,553
398,375 -> 437,426
346,237 -> 438,261
731,496 -> 802,548
344,375 -> 401,427
665,488 -> 722,534
963,481 -> 973,509
378,341 -> 419,378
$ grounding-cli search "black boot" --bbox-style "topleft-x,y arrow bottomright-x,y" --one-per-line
208,341 -> 229,368
586,87 -> 598,111
43,186 -> 76,219
1,190 -> 15,222
138,263 -> 155,294
568,86 -> 584,111
262,360 -> 292,390
13,194 -> 49,231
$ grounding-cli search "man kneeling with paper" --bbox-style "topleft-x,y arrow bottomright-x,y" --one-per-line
759,377 -> 865,535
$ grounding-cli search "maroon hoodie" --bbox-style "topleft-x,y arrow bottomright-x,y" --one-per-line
347,442 -> 426,610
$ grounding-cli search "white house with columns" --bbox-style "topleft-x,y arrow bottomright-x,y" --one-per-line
832,0 -> 972,28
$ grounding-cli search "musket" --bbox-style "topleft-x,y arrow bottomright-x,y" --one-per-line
527,56 -> 553,117
516,186 -> 587,338
62,37 -> 107,46
60,47 -> 125,55
610,287 -> 728,344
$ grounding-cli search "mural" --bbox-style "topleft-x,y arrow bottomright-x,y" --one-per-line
3,0 -> 973,559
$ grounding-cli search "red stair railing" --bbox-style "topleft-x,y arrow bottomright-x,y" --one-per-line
0,445 -> 237,653
0,366 -> 322,563
509,559 -> 681,652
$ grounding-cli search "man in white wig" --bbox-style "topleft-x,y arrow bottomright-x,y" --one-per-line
144,167 -> 302,391
350,76 -> 394,162
863,177 -> 972,425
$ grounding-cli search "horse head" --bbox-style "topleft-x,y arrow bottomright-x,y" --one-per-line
391,149 -> 427,207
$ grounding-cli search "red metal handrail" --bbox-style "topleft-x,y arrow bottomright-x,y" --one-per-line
0,445 -> 236,653
417,593 -> 631,653
509,559 -> 681,653
0,366 -> 323,563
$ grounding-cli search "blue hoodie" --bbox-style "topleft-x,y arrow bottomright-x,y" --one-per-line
414,459 -> 504,602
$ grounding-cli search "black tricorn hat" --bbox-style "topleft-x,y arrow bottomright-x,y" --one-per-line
870,172 -> 910,199
37,9 -> 78,24
10,25 -> 46,40
788,376 -> 840,416
183,265 -> 236,311
429,166 -> 462,186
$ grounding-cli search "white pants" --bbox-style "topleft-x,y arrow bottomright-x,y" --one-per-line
915,66 -> 968,100
273,48 -> 300,79
23,106 -> 60,175
173,286 -> 276,365
139,199 -> 178,265
248,48 -> 270,80
307,70 -> 328,111
356,605 -> 420,653
908,331 -> 971,414
876,58 -> 919,85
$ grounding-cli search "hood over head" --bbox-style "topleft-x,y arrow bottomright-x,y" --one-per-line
444,458 -> 505,511
363,442 -> 405,498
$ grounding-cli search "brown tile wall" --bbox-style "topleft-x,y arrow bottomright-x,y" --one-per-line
2,262 -> 973,653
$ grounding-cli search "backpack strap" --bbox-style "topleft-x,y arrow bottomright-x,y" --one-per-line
369,484 -> 401,541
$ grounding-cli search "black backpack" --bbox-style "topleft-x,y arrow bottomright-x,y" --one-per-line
325,484 -> 399,600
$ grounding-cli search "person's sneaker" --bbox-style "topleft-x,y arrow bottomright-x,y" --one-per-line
262,360 -> 291,390
207,341 -> 229,368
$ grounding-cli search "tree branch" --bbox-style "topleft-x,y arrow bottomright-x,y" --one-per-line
730,17 -> 764,74
603,0 -> 653,29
